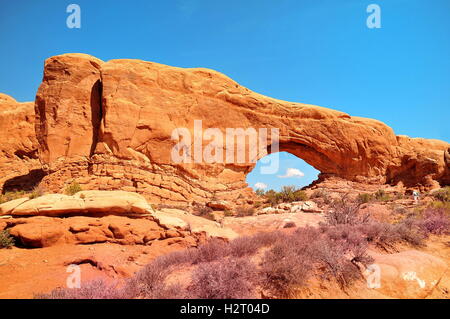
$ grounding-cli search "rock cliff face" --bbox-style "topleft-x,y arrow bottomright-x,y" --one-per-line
0,94 -> 41,193
1,53 -> 449,203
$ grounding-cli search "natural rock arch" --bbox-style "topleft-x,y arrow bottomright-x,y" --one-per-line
5,53 -> 448,203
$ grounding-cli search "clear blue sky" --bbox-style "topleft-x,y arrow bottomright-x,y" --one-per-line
1,0 -> 449,190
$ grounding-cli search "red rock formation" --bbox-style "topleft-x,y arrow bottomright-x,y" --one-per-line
1,53 -> 449,202
0,93 -> 40,193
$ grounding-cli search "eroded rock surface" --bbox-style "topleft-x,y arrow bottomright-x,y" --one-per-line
0,94 -> 40,193
1,53 -> 449,203
0,190 -> 154,217
368,250 -> 449,299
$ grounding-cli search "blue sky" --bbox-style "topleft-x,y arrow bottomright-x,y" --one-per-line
1,0 -> 449,191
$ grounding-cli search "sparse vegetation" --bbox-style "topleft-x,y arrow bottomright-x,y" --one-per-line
36,194 -> 450,299
432,187 -> 450,202
0,230 -> 15,249
373,189 -> 390,202
29,185 -> 45,199
192,203 -> 215,221
235,206 -> 255,217
0,190 -> 26,204
418,207 -> 450,235
310,189 -> 331,204
325,196 -> 369,226
189,258 -> 257,299
65,181 -> 82,196
357,193 -> 373,204
257,186 -> 308,206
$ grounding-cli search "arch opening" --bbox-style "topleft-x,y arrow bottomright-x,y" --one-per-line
246,151 -> 320,192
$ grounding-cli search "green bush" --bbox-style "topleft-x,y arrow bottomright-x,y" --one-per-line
260,186 -> 308,206
0,230 -> 14,249
432,187 -> 450,202
65,181 -> 83,196
357,193 -> 373,204
374,189 -> 390,202
255,189 -> 265,197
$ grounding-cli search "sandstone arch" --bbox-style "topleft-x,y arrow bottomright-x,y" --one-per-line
3,53 -> 448,203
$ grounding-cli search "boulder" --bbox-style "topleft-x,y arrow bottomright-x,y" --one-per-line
9,218 -> 65,247
299,201 -> 323,213
0,191 -> 153,217
206,200 -> 232,211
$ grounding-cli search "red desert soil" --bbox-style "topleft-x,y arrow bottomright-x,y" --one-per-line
0,241 -> 189,299
1,213 -> 449,299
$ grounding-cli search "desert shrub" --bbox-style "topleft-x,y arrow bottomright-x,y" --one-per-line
279,186 -> 308,202
432,187 -> 450,202
126,251 -> 189,298
357,193 -> 373,204
310,189 -> 331,204
191,238 -> 230,264
229,236 -> 261,257
229,231 -> 282,258
255,230 -> 287,245
236,206 -> 255,217
393,192 -> 405,200
325,197 -> 368,226
310,189 -> 328,199
356,218 -> 425,248
261,186 -> 308,206
260,238 -> 313,297
373,189 -> 390,202
65,181 -> 82,196
255,189 -> 265,197
0,230 -> 14,249
0,190 -> 26,204
322,225 -> 368,257
293,190 -> 308,201
310,238 -> 361,288
393,205 -> 409,215
192,204 -> 215,221
29,185 -> 45,199
428,200 -> 450,211
262,189 -> 280,206
419,208 -> 450,235
36,279 -> 126,299
252,201 -> 263,209
283,221 -> 296,228
223,209 -> 234,217
189,257 -> 257,299
393,217 -> 426,246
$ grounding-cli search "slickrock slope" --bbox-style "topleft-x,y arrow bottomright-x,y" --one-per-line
0,191 -> 237,248
2,53 -> 449,203
0,94 -> 40,193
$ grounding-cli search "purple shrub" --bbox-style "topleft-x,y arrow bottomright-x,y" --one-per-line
189,257 -> 257,299
35,279 -> 127,299
419,208 -> 450,235
191,238 -> 230,264
229,231 -> 284,258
